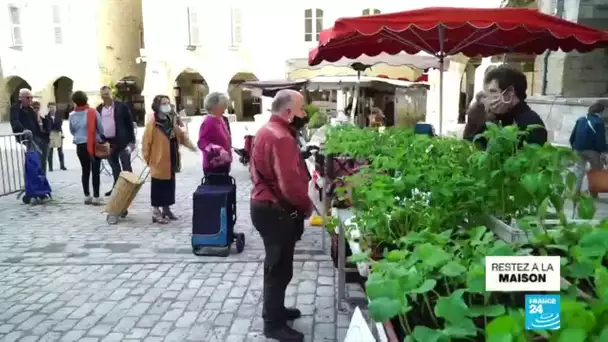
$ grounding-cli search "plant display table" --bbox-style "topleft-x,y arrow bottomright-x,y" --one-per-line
320,124 -> 607,341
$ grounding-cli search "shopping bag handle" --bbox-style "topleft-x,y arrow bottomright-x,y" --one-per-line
139,166 -> 151,182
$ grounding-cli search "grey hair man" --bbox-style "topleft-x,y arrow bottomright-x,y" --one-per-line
10,88 -> 52,173
248,89 -> 311,342
10,88 -> 37,140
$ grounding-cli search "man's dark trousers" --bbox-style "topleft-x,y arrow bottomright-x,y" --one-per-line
107,139 -> 132,184
250,201 -> 297,328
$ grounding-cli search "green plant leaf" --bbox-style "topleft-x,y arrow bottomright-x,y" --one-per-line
538,197 -> 551,219
440,261 -> 467,277
577,196 -> 596,219
434,289 -> 470,324
443,319 -> 478,338
598,326 -> 608,341
557,328 -> 586,342
466,267 -> 486,294
348,252 -> 370,263
486,315 -> 517,335
368,297 -> 401,323
470,226 -> 487,245
469,305 -> 506,317
365,273 -> 401,300
415,243 -> 451,268
486,333 -> 513,342
386,249 -> 407,262
412,279 -> 437,293
411,326 -> 445,342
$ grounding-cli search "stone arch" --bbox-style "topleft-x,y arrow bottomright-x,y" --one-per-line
227,72 -> 259,121
174,68 -> 208,115
5,76 -> 32,106
115,75 -> 145,124
51,76 -> 74,118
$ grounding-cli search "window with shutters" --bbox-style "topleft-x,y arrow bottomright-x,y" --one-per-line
230,7 -> 243,47
51,5 -> 63,44
304,8 -> 323,42
8,5 -> 22,46
362,8 -> 381,15
187,7 -> 201,46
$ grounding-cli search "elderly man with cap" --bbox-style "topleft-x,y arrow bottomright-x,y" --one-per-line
249,89 -> 312,342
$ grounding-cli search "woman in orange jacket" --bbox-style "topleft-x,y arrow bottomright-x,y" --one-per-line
142,95 -> 196,223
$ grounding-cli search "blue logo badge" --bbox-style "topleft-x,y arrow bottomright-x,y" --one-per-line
525,294 -> 560,330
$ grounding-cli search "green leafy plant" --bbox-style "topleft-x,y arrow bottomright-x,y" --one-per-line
323,123 -> 607,340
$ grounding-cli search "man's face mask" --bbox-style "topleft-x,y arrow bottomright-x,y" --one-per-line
291,115 -> 309,130
485,88 -> 514,114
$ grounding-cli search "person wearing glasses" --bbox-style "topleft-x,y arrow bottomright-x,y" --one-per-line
10,89 -> 51,173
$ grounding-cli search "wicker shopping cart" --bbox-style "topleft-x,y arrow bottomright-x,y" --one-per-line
105,167 -> 150,224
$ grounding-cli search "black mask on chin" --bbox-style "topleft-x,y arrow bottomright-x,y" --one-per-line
291,116 -> 309,130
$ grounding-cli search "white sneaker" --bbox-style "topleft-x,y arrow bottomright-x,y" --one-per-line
92,197 -> 103,206
84,196 -> 93,205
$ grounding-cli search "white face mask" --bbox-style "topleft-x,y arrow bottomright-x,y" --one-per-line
160,104 -> 171,113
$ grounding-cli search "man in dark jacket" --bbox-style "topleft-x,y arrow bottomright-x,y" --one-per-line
10,90 -> 52,174
483,65 -> 547,146
46,102 -> 66,171
570,102 -> 607,195
97,86 -> 136,196
249,90 -> 312,342
10,88 -> 39,143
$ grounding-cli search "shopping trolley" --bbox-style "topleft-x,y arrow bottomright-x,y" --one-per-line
16,133 -> 52,204
105,167 -> 150,224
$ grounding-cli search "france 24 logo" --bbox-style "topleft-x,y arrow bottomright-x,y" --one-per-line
525,294 -> 560,330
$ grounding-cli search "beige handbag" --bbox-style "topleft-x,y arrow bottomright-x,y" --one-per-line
49,131 -> 63,149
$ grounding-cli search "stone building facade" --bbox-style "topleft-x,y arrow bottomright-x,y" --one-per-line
528,0 -> 608,145
0,0 -> 144,121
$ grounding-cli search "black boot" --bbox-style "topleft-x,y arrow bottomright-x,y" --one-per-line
263,325 -> 304,342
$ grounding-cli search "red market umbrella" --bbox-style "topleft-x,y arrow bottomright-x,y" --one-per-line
416,74 -> 428,82
309,7 -> 608,133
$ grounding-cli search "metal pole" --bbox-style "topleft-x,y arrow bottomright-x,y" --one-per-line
438,26 -> 445,136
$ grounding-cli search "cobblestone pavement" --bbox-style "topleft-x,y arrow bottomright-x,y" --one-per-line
0,148 -> 353,342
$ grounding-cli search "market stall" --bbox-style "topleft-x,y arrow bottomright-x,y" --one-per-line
309,6 -> 608,340
322,124 -> 605,340
310,6 -> 608,135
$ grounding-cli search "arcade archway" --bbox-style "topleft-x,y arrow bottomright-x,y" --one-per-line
174,69 -> 208,116
115,76 -> 145,124
6,76 -> 31,106
227,72 -> 260,121
53,76 -> 73,119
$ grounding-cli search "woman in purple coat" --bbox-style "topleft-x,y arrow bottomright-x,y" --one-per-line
197,92 -> 232,176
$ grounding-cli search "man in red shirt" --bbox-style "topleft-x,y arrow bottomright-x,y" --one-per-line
250,89 -> 312,342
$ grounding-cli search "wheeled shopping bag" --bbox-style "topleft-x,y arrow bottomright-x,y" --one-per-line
192,174 -> 245,257
17,137 -> 52,204
105,168 -> 149,224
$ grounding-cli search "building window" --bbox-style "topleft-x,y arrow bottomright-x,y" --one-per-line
362,8 -> 381,15
8,5 -> 22,46
304,8 -> 323,42
187,7 -> 201,46
230,7 -> 242,47
51,5 -> 64,44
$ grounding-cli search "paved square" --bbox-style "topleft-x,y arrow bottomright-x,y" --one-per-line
0,139 -> 351,342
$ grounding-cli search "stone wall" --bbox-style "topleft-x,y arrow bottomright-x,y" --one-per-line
97,0 -> 145,88
533,0 -> 608,97
528,96 -> 608,145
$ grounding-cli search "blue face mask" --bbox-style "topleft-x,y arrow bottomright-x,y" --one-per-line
160,105 -> 171,114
